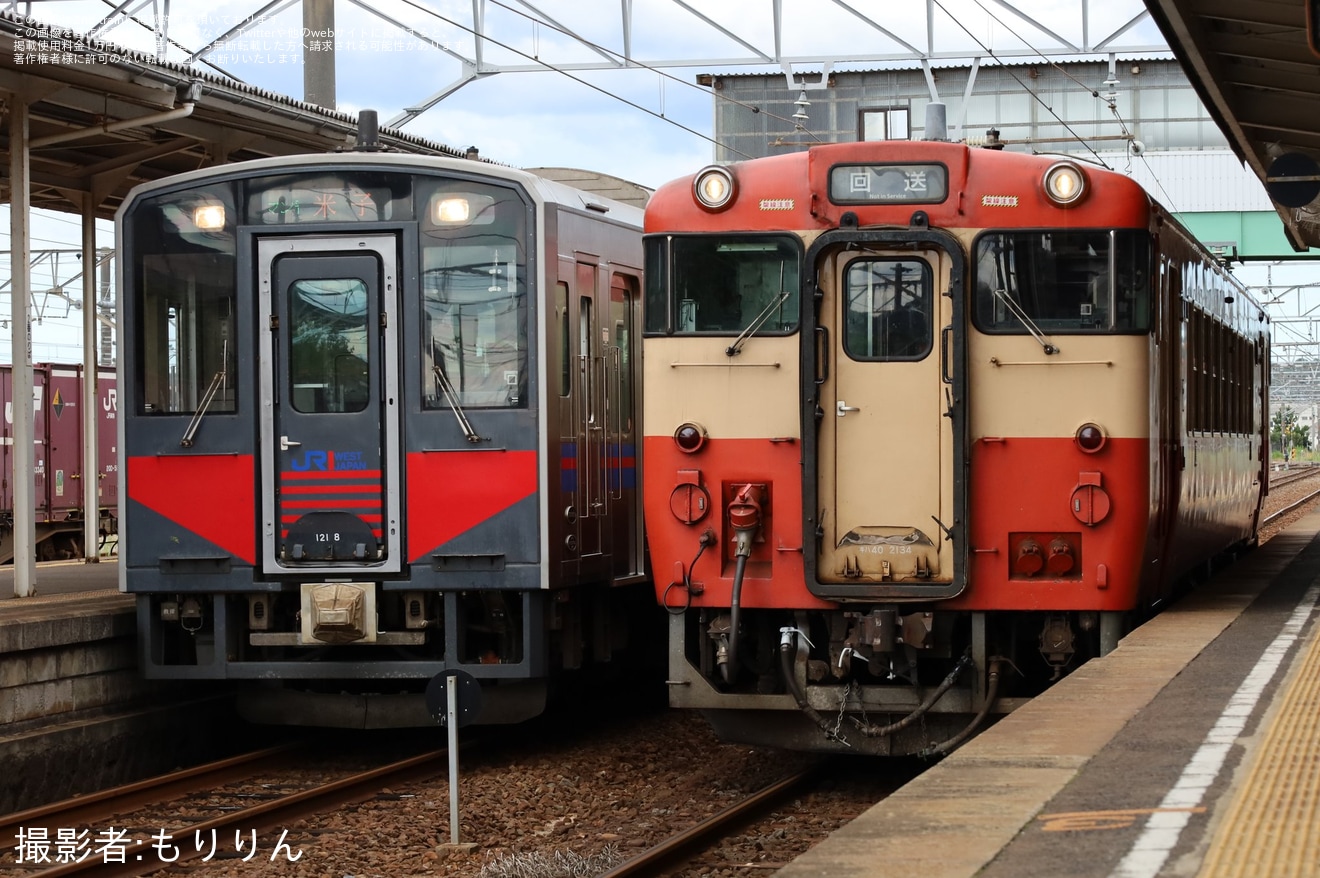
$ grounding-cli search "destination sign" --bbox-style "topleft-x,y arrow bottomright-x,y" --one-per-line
248,175 -> 394,224
828,163 -> 947,204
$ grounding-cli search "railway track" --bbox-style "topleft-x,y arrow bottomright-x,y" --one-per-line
598,764 -> 826,878
594,756 -> 919,878
0,745 -> 298,851
1263,485 -> 1320,527
6,745 -> 453,877
1268,464 -> 1320,490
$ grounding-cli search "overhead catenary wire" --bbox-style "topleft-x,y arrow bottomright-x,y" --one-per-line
484,0 -> 826,143
394,0 -> 757,158
396,0 -> 827,153
936,0 -> 1183,213
93,0 -> 243,81
929,0 -> 1109,168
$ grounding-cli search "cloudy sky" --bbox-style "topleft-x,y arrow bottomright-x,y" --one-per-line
5,0 -> 1175,358
23,0 -> 1170,189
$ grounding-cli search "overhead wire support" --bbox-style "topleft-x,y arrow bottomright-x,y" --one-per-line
394,0 -> 759,157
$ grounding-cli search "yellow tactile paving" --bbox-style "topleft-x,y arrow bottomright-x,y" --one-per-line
1197,618 -> 1320,878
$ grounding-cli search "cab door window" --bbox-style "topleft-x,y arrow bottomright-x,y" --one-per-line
843,258 -> 932,361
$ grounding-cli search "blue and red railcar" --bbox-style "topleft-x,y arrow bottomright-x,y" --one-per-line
116,148 -> 647,727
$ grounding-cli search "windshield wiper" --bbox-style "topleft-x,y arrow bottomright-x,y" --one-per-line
179,368 -> 228,447
992,287 -> 1059,355
432,363 -> 484,443
726,290 -> 792,357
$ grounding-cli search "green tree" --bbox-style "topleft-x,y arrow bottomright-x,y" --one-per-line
1271,406 -> 1311,457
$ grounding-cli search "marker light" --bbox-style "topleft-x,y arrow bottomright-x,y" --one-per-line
1075,422 -> 1107,453
1043,161 -> 1088,206
674,422 -> 707,453
693,166 -> 736,211
192,204 -> 226,231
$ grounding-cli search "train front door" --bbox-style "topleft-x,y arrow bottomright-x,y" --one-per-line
257,234 -> 402,574
811,242 -> 963,598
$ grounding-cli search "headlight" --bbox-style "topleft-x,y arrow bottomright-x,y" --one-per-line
693,166 -> 736,211
192,204 -> 226,230
1043,161 -> 1088,206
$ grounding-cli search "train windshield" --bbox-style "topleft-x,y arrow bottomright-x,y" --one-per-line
419,180 -> 529,409
644,234 -> 801,335
128,185 -> 238,415
973,229 -> 1152,333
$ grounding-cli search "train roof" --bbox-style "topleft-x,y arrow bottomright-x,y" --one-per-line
645,140 -> 1154,235
116,151 -> 644,229
525,168 -> 653,209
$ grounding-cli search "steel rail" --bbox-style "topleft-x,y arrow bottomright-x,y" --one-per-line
597,763 -> 823,878
20,747 -> 452,878
1263,486 -> 1320,527
1269,467 -> 1320,489
0,744 -> 299,845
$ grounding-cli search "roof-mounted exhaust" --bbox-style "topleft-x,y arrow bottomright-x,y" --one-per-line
355,109 -> 382,152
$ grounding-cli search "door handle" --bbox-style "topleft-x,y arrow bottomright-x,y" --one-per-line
837,400 -> 860,416
280,436 -> 301,450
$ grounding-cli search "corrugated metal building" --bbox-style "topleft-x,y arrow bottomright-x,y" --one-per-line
702,58 -> 1268,213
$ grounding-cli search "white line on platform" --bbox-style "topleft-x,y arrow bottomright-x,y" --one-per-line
1109,583 -> 1320,878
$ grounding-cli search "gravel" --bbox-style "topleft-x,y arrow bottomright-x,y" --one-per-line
124,710 -> 837,878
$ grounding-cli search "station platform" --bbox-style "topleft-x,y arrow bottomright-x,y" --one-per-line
0,557 -> 121,604
0,559 -> 242,813
780,511 -> 1320,878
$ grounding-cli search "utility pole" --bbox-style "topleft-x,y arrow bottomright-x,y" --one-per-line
303,0 -> 336,110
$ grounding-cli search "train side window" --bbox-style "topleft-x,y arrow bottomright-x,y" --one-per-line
842,258 -> 932,361
611,272 -> 638,432
973,229 -> 1152,334
557,282 -> 571,397
644,236 -> 670,334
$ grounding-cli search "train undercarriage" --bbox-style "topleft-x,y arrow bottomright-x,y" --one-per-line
138,580 -> 652,729
667,606 -> 1127,756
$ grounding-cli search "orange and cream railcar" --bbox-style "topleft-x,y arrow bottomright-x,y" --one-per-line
642,135 -> 1269,755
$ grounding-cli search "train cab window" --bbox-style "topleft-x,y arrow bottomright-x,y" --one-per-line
643,234 -> 800,335
843,259 -> 933,360
128,186 -> 238,415
973,229 -> 1152,334
420,179 -> 529,409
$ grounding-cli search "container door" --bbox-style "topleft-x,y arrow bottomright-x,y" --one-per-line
258,234 -> 401,574
815,247 -> 957,593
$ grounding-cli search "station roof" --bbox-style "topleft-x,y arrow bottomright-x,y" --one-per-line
0,11 -> 466,222
1144,0 -> 1320,253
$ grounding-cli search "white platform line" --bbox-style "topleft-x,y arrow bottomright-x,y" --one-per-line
1110,582 -> 1320,878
